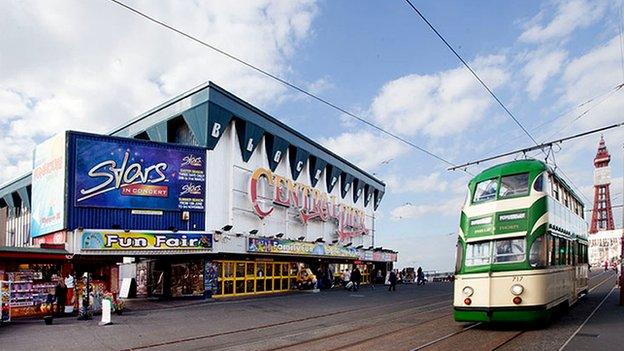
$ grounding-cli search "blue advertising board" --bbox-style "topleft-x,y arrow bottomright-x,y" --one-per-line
73,135 -> 205,211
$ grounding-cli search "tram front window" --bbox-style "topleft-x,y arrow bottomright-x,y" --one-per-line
466,241 -> 491,266
473,179 -> 498,203
493,239 -> 525,263
499,173 -> 529,198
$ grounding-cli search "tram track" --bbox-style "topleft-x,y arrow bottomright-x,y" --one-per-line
402,271 -> 616,351
124,289 -> 453,351
124,272 -> 616,351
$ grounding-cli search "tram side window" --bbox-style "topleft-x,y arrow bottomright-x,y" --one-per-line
529,235 -> 547,268
548,235 -> 555,266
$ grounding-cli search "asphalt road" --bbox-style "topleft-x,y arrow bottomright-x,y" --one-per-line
0,271 -> 619,351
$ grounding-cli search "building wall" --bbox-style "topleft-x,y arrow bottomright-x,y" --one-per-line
589,229 -> 622,266
4,205 -> 31,247
206,120 -> 375,255
0,206 -> 6,246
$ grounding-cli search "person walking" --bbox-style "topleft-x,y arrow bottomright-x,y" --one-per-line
351,267 -> 361,291
417,266 -> 425,285
54,278 -> 67,317
388,270 -> 397,292
342,269 -> 352,290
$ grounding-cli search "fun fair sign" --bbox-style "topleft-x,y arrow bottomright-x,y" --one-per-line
248,168 -> 369,240
81,230 -> 213,251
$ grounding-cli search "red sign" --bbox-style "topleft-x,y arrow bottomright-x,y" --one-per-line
33,231 -> 66,246
249,168 -> 369,241
121,184 -> 169,197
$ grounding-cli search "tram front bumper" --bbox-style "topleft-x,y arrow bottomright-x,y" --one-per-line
453,306 -> 551,323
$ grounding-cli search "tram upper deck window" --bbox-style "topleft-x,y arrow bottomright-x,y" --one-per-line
499,173 -> 529,198
473,179 -> 498,203
466,241 -> 491,266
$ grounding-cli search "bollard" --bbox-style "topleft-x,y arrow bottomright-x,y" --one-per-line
99,299 -> 112,326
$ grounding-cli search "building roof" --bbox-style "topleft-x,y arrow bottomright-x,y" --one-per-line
0,81 -> 385,208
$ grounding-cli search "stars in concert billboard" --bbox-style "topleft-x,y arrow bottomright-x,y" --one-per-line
73,135 -> 205,211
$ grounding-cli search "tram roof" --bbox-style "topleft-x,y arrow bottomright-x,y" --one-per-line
470,159 -> 547,183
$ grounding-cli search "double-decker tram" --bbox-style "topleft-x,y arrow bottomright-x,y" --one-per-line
453,159 -> 589,323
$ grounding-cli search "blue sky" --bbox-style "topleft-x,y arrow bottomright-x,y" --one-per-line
1,0 -> 624,271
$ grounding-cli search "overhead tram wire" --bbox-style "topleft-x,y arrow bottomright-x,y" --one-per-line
107,0 -> 465,174
403,0 -> 608,202
448,122 -> 624,170
403,0 -> 537,146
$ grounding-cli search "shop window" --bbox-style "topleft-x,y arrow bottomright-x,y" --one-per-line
246,279 -> 255,293
236,262 -> 245,278
211,260 -> 299,298
224,262 -> 234,278
235,280 -> 245,294
224,281 -> 234,295
256,279 -> 265,292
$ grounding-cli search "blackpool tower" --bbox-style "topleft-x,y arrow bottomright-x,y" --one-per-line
589,136 -> 615,234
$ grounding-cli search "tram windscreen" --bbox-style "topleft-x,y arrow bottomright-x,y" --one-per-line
465,241 -> 491,266
493,239 -> 525,263
465,238 -> 526,266
473,179 -> 498,202
499,173 -> 529,198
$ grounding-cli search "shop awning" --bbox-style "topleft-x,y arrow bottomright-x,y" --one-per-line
0,246 -> 70,260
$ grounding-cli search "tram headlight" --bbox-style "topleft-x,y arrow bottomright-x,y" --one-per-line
510,284 -> 524,296
462,286 -> 474,297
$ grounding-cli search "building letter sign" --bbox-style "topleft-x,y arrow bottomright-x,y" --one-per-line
249,167 -> 368,240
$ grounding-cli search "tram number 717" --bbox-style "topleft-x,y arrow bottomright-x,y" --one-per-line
512,276 -> 524,282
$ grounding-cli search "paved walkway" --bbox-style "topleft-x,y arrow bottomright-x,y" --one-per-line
563,284 -> 624,350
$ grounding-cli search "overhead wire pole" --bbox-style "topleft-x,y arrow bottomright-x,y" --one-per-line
107,0 -> 466,173
448,122 -> 624,170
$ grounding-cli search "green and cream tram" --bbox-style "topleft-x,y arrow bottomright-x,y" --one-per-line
453,159 -> 589,323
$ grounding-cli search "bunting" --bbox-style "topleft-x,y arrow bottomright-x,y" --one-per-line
309,156 -> 328,187
236,120 -> 264,162
340,172 -> 354,199
326,165 -> 342,193
207,102 -> 234,150
265,134 -> 289,171
289,145 -> 309,181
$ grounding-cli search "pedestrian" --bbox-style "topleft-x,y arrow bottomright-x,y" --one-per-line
351,267 -> 361,291
342,269 -> 352,290
54,278 -> 67,317
370,269 -> 376,290
417,266 -> 425,285
388,270 -> 397,292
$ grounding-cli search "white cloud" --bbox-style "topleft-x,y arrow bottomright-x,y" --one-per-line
370,55 -> 509,137
319,131 -> 409,172
0,0 -> 318,183
522,49 -> 567,99
519,0 -> 608,43
390,197 -> 463,221
385,172 -> 449,194
559,35 -> 624,129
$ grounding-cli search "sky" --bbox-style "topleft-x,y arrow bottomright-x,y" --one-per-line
1,0 -> 624,271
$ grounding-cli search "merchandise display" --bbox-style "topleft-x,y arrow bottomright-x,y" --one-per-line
1,281 -> 11,322
171,261 -> 204,297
